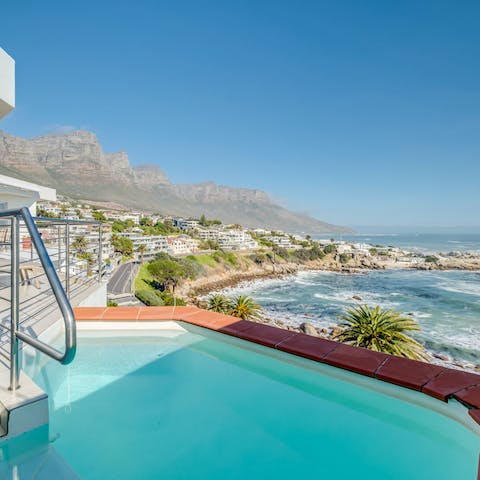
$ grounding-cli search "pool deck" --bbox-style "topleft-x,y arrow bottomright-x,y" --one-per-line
74,306 -> 480,427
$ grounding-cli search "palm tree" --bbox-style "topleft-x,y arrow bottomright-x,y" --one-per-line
137,244 -> 147,263
78,251 -> 95,276
229,295 -> 262,320
72,235 -> 88,254
60,204 -> 69,216
334,305 -> 429,360
207,294 -> 232,314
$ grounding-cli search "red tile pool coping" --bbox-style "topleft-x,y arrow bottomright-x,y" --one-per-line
74,306 -> 480,427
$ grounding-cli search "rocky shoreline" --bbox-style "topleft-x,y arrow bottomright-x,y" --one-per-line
183,251 -> 480,302
180,257 -> 480,374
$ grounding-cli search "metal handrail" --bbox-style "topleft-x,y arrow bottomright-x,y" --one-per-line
0,207 -> 76,390
33,216 -> 102,226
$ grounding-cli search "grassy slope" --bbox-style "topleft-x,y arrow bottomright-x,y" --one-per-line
134,251 -> 258,294
186,254 -> 217,268
134,263 -> 156,292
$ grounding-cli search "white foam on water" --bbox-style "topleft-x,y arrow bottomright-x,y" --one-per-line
436,279 -> 480,297
413,311 -> 433,319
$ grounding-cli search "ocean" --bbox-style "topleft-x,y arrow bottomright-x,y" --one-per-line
215,233 -> 480,367
315,233 -> 480,254
220,269 -> 480,367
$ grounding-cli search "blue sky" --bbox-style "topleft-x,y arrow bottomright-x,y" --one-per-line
1,0 -> 479,229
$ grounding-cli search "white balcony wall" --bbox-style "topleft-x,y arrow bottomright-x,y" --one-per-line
0,48 -> 15,119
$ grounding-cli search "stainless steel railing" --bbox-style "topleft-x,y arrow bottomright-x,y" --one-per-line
32,216 -> 104,297
0,207 -> 77,391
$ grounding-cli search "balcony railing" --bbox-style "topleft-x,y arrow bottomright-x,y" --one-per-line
0,209 -> 105,391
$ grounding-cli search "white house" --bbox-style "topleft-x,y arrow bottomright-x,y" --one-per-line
173,218 -> 200,231
266,235 -> 295,249
217,230 -> 258,251
107,212 -> 142,224
197,228 -> 221,241
167,235 -> 199,256
118,233 -> 169,256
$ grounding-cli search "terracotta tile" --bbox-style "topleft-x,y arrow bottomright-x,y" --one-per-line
453,386 -> 480,409
179,309 -> 238,329
174,306 -> 205,319
217,319 -> 257,336
231,323 -> 297,348
375,356 -> 445,391
276,333 -> 339,362
422,369 -> 480,401
74,307 -> 106,321
208,316 -> 242,329
468,408 -> 480,426
323,343 -> 389,377
102,307 -> 140,321
137,306 -> 175,320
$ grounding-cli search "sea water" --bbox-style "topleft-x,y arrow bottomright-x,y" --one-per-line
319,232 -> 480,254
219,269 -> 480,366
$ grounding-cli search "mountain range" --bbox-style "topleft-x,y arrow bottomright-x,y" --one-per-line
0,130 -> 350,233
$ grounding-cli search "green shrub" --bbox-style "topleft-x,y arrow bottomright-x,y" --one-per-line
273,246 -> 290,260
157,291 -> 187,306
250,252 -> 267,264
223,251 -> 238,266
425,255 -> 438,263
290,246 -> 325,263
136,289 -> 164,306
323,244 -> 336,255
339,253 -> 351,264
177,258 -> 205,279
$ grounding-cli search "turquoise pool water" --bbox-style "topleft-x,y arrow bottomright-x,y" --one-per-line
5,327 -> 480,479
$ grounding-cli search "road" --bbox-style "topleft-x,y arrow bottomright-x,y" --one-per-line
107,262 -> 139,295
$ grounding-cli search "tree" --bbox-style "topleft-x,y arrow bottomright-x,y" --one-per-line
207,294 -> 232,314
229,295 -> 262,320
147,259 -> 187,293
323,244 -> 336,255
111,235 -> 134,257
72,235 -> 88,254
334,305 -> 429,360
140,217 -> 153,227
137,244 -> 147,263
199,214 -> 208,227
78,252 -> 95,275
92,211 -> 107,222
36,207 -> 59,218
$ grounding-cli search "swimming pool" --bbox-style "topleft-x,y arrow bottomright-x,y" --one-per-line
3,323 -> 480,479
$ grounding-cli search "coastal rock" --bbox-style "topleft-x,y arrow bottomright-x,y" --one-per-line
330,326 -> 343,338
352,295 -> 362,301
299,322 -> 318,336
432,352 -> 449,361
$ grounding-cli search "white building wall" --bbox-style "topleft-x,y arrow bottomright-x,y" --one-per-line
0,48 -> 15,119
0,175 -> 57,215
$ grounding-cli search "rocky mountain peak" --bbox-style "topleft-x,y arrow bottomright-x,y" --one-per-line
0,129 -> 350,233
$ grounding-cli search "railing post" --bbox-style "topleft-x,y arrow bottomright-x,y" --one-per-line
9,215 -> 20,391
65,222 -> 70,298
57,225 -> 62,282
98,224 -> 103,283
